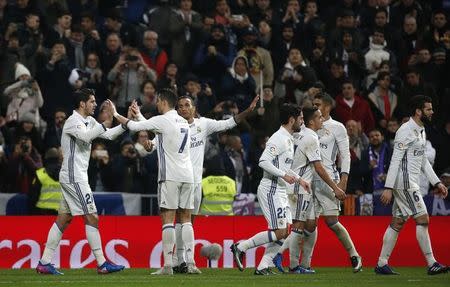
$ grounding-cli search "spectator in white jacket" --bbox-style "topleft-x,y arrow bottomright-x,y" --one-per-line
363,28 -> 397,81
4,63 -> 44,128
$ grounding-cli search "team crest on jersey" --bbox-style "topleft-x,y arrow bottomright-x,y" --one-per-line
197,127 -> 202,133
397,142 -> 404,149
269,146 -> 277,155
414,130 -> 419,137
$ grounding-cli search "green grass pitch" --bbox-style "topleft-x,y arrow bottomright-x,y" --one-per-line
0,268 -> 448,287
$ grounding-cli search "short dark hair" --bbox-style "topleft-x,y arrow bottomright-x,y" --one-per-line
178,95 -> 194,104
280,103 -> 301,125
375,7 -> 388,17
303,106 -> 319,127
368,128 -> 383,135
342,78 -> 354,87
409,95 -> 432,116
373,27 -> 385,36
74,88 -> 95,108
315,92 -> 335,108
157,88 -> 178,108
377,71 -> 390,81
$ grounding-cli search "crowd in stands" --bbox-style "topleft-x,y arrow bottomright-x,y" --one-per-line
0,0 -> 449,211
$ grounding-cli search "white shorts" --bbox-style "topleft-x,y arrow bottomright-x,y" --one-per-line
392,189 -> 427,219
313,179 -> 340,217
158,180 -> 194,210
59,182 -> 97,215
192,183 -> 202,215
257,185 -> 291,230
288,190 -> 315,222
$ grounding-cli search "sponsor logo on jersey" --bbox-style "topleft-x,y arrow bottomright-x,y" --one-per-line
320,143 -> 328,149
285,158 -> 293,164
413,150 -> 424,156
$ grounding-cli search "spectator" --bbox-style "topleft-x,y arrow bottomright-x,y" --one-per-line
220,133 -> 249,194
5,135 -> 42,194
99,32 -> 122,75
424,10 -> 448,51
281,0 -> 303,32
4,63 -> 44,128
385,117 -> 400,148
301,0 -> 324,52
413,48 -> 434,83
398,68 -> 438,119
193,24 -> 236,91
88,142 -> 114,192
64,24 -> 100,69
247,86 -> 281,138
366,60 -> 403,95
10,115 -> 44,153
324,59 -> 346,98
83,52 -> 107,102
237,25 -> 274,90
133,131 -> 158,194
107,49 -> 156,114
43,109 -> 66,148
30,147 -> 62,215
258,19 -> 273,50
139,80 -> 157,106
102,8 -> 138,47
156,61 -> 181,91
361,129 -> 392,195
248,0 -> 281,31
346,119 -> 369,194
0,31 -> 27,92
390,0 -> 425,30
335,80 -> 376,134
38,40 -> 73,122
219,55 -> 257,112
140,30 -> 168,79
328,9 -> 364,51
15,11 -> 44,74
80,11 -> 101,46
271,23 -> 296,76
44,9 -> 71,48
330,29 -> 365,88
440,168 -> 450,197
367,71 -> 398,129
110,139 -> 152,194
140,0 -> 175,50
168,0 -> 203,71
365,8 -> 402,57
247,133 -> 268,194
182,73 -> 216,116
399,15 -> 422,70
309,32 -> 331,83
363,28 -> 397,84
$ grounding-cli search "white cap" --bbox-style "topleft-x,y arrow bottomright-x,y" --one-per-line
15,63 -> 31,80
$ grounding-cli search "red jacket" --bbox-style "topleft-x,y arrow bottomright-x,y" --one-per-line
334,94 -> 375,134
140,48 -> 168,79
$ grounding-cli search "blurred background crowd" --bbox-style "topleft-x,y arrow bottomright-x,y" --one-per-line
0,0 -> 449,215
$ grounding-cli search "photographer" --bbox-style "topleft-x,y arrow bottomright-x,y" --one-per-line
88,142 -> 114,192
107,49 -> 156,115
110,139 -> 153,194
5,135 -> 42,194
4,63 -> 44,129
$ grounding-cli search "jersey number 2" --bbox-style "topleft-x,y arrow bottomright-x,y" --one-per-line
178,128 -> 188,153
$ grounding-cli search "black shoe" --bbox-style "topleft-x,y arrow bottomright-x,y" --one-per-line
173,262 -> 187,274
350,256 -> 363,273
254,268 -> 271,275
427,262 -> 448,275
374,264 -> 399,275
230,243 -> 244,271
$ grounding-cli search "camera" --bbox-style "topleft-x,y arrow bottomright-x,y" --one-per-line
21,142 -> 30,153
125,55 -> 139,62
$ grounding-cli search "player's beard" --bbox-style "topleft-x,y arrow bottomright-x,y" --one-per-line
420,112 -> 432,125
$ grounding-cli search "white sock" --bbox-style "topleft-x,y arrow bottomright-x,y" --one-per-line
416,225 -> 436,267
40,223 -> 63,265
162,224 -> 175,267
289,230 -> 303,269
301,229 -> 317,268
85,225 -> 106,266
174,223 -> 184,265
237,230 -> 276,252
329,222 -> 359,257
378,226 -> 399,266
257,241 -> 281,270
182,222 -> 195,264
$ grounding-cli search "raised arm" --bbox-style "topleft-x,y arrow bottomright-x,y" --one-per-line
64,120 -> 106,144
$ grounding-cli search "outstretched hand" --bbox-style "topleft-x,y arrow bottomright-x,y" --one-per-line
247,95 -> 260,112
434,183 -> 448,198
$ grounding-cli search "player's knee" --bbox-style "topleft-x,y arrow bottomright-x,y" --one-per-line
305,220 -> 317,232
415,214 -> 429,226
391,218 -> 406,231
274,229 -> 288,240
325,217 -> 338,228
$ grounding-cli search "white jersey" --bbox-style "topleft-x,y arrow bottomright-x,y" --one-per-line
258,126 -> 295,193
288,128 -> 321,194
189,117 -> 236,183
313,117 -> 350,181
385,118 -> 440,191
60,110 -> 125,183
127,110 -> 194,183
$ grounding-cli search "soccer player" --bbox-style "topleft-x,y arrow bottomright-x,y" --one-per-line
111,89 -> 198,275
272,106 -> 346,273
306,93 -> 362,273
375,95 -> 448,275
230,104 -> 310,275
170,95 -> 259,272
36,88 -> 126,275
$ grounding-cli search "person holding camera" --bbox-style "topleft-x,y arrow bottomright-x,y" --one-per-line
4,63 -> 44,129
110,139 -> 153,194
107,48 -> 157,115
5,135 -> 42,194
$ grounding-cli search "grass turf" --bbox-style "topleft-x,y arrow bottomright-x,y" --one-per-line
0,267 -> 448,287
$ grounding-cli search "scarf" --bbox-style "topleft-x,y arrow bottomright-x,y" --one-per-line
368,142 -> 388,190
70,39 -> 85,68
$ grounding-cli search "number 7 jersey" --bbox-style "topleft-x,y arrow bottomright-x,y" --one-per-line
127,110 -> 194,183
